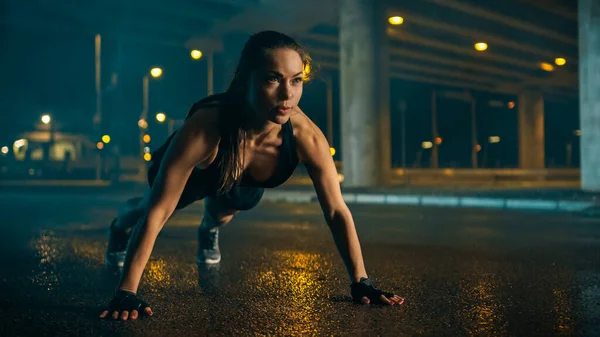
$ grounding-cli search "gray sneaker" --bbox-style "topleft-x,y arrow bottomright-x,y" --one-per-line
197,227 -> 221,264
104,219 -> 129,268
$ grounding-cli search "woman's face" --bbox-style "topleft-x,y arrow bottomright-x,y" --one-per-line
247,48 -> 305,125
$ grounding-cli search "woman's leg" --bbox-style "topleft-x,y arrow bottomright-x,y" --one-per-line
112,195 -> 149,231
197,186 -> 264,264
202,196 -> 240,228
105,190 -> 152,267
197,196 -> 239,265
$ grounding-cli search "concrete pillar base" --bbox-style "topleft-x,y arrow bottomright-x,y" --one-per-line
518,92 -> 545,169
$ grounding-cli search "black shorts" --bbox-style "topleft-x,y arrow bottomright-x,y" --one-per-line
147,163 -> 264,211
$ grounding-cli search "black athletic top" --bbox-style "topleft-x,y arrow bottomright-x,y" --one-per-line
148,93 -> 299,194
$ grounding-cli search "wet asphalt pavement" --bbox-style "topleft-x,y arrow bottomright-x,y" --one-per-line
1,190 -> 600,336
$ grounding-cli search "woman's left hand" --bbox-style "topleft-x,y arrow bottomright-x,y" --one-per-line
350,278 -> 404,305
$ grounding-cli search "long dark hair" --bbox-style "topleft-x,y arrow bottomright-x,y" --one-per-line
216,30 -> 314,193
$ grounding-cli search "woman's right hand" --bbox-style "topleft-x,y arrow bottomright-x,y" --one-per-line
99,289 -> 153,320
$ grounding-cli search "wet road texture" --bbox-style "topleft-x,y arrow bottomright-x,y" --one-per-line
1,190 -> 600,336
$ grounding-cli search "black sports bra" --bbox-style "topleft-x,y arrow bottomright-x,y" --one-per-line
151,93 -> 299,190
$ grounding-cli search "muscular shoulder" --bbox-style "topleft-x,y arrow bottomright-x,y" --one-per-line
289,108 -> 328,163
167,105 -> 221,165
180,105 -> 221,143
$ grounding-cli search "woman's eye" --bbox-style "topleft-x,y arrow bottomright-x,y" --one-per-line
292,77 -> 303,84
267,76 -> 280,83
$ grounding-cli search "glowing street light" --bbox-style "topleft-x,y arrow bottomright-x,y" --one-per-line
150,67 -> 163,78
191,50 -> 203,60
138,119 -> 148,129
329,147 -> 336,156
14,139 -> 26,148
41,114 -> 51,124
489,136 -> 501,143
156,112 -> 166,123
474,42 -> 488,51
1,146 -> 8,154
555,57 -> 566,66
388,16 -> 404,25
102,135 -> 111,144
422,141 -> 433,149
540,62 -> 555,72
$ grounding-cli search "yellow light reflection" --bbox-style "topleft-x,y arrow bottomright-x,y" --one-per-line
249,251 -> 330,335
553,288 -> 573,333
30,231 -> 60,290
459,276 -> 505,336
145,259 -> 172,288
303,63 -> 311,81
71,238 -> 104,264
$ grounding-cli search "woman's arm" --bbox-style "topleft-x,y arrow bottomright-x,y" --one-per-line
293,115 -> 367,283
118,110 -> 220,293
294,113 -> 402,305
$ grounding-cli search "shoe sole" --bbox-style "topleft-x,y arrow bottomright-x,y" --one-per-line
105,252 -> 126,268
197,256 -> 221,264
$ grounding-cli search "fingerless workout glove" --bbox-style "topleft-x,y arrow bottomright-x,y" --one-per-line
350,277 -> 394,304
107,289 -> 150,313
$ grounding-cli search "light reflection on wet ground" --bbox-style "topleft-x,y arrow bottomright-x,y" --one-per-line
1,195 -> 600,336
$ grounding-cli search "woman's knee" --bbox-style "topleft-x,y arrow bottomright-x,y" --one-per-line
204,197 -> 239,227
117,197 -> 145,216
113,196 -> 147,230
204,208 -> 239,226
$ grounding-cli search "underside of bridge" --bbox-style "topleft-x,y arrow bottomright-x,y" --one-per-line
5,0 -> 598,190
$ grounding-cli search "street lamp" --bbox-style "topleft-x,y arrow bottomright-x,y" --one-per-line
191,50 -> 203,60
540,62 -> 555,72
139,67 -> 163,180
156,112 -> 166,123
41,114 -> 51,124
150,67 -> 163,78
191,49 -> 213,95
474,42 -> 488,51
388,16 -> 404,25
